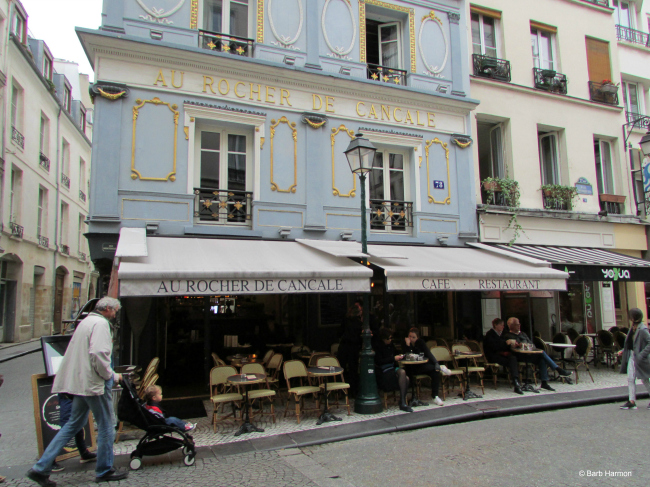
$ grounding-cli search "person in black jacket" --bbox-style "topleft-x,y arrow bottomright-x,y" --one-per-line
403,327 -> 451,406
484,318 -> 523,395
374,328 -> 413,412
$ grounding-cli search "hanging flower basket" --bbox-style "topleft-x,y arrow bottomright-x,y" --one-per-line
599,193 -> 626,203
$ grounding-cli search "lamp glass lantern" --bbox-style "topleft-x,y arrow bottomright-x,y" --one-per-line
344,134 -> 377,174
639,130 -> 650,157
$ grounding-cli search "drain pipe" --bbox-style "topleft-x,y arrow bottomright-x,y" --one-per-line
51,106 -> 62,330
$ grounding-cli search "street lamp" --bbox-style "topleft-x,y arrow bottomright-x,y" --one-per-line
639,130 -> 650,157
344,133 -> 382,414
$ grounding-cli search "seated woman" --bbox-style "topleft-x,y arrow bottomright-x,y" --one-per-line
374,327 -> 413,412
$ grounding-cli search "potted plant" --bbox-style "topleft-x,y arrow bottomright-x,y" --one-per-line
541,184 -> 579,210
600,79 -> 619,93
541,69 -> 556,79
482,177 -> 523,244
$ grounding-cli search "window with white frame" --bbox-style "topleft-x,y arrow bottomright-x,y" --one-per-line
11,5 -> 26,44
10,80 -> 23,131
43,52 -> 53,80
194,125 -> 252,224
477,121 -> 506,185
61,139 -> 70,188
471,12 -> 498,58
531,28 -> 555,71
9,167 -> 22,223
78,214 -> 85,253
613,0 -> 633,28
63,85 -> 71,113
59,202 -> 68,247
39,114 -> 49,156
203,0 -> 249,37
622,81 -> 642,118
79,158 -> 86,197
594,139 -> 615,195
366,19 -> 403,70
538,132 -> 560,186
37,187 -> 47,239
369,149 -> 411,232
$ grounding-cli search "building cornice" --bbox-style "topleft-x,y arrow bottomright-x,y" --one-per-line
477,204 -> 648,225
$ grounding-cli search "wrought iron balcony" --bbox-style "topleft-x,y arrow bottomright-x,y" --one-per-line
533,68 -> 568,95
370,200 -> 413,232
38,235 -> 49,247
61,173 -> 70,189
194,187 -> 252,225
199,30 -> 254,57
616,25 -> 650,46
366,64 -> 407,85
60,244 -> 70,255
542,194 -> 570,211
9,222 -> 23,238
599,194 -> 625,215
39,152 -> 50,171
472,54 -> 511,82
11,126 -> 24,149
582,0 -> 608,6
626,112 -> 650,129
588,81 -> 619,105
78,251 -> 87,261
79,190 -> 86,202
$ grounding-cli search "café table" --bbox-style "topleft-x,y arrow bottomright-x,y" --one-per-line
399,358 -> 429,407
227,373 -> 266,436
307,366 -> 344,425
515,348 -> 543,392
548,343 -> 576,382
452,351 -> 483,400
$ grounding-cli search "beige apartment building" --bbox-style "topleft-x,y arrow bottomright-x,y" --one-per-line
466,0 -> 650,338
0,0 -> 95,343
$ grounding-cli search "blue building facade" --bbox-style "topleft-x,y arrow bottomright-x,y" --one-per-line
78,0 -> 491,389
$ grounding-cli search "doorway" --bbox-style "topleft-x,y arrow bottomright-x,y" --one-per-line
54,268 -> 67,334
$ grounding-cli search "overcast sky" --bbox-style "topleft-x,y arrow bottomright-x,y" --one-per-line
20,0 -> 103,79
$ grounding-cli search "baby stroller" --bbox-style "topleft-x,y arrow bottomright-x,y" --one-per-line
117,376 -> 196,470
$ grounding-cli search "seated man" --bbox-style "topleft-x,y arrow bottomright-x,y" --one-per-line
483,318 -> 523,395
403,327 -> 451,406
504,317 -> 572,392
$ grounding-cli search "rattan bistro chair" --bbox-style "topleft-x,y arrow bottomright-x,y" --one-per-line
209,366 -> 243,432
597,330 -> 615,368
283,360 -> 320,424
315,356 -> 351,416
431,346 -> 464,400
242,363 -> 277,424
451,344 -> 485,394
563,335 -> 594,384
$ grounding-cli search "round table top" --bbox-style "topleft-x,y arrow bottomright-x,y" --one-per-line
400,359 -> 428,365
453,352 -> 482,359
227,373 -> 266,384
549,343 -> 576,348
114,365 -> 141,374
515,348 -> 543,354
307,366 -> 343,376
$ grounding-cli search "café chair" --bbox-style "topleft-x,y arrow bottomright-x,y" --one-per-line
566,328 -> 579,343
308,353 -> 331,367
242,363 -> 276,424
283,360 -> 320,424
261,349 -> 274,365
425,340 -> 437,350
330,343 -> 339,356
451,344 -> 485,394
467,340 -> 499,390
562,335 -> 593,384
315,356 -> 351,416
551,333 -> 569,367
209,365 -> 243,433
137,357 -> 159,394
436,338 -> 450,350
597,330 -> 615,368
137,373 -> 159,399
431,346 -> 464,400
212,352 -> 226,367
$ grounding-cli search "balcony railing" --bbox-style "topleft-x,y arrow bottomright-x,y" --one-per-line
588,81 -> 619,105
626,111 -> 650,129
79,190 -> 86,202
38,235 -> 49,248
9,222 -> 23,238
472,54 -> 511,82
39,152 -> 50,172
78,251 -> 87,261
542,194 -> 570,211
61,173 -> 70,189
370,200 -> 413,232
599,194 -> 625,215
60,244 -> 70,255
616,25 -> 650,46
194,187 -> 252,225
533,68 -> 568,94
366,64 -> 408,85
582,0 -> 608,6
199,30 -> 254,57
11,126 -> 24,149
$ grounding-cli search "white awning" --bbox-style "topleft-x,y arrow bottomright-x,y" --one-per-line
115,227 -> 148,258
370,245 -> 568,291
296,239 -> 407,259
118,237 -> 373,297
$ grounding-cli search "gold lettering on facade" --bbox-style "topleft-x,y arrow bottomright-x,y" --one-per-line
325,96 -> 335,113
381,105 -> 391,121
203,76 -> 215,93
313,94 -> 323,110
265,86 -> 276,104
405,110 -> 414,124
416,111 -> 425,126
393,107 -> 403,122
368,104 -> 378,119
234,82 -> 246,98
280,89 -> 292,106
154,69 -> 168,87
171,70 -> 184,88
428,112 -> 436,127
250,84 -> 261,101
218,79 -> 230,95
356,102 -> 366,117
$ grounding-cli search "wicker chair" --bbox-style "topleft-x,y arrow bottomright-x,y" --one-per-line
210,366 -> 243,432
242,363 -> 276,424
283,360 -> 320,424
467,340 -> 499,390
597,330 -> 615,368
562,335 -> 593,384
451,344 -> 485,394
315,356 -> 351,416
431,346 -> 464,399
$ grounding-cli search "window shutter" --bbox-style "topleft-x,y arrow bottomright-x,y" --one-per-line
585,38 -> 611,82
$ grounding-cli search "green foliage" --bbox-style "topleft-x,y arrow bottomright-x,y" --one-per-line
482,177 -> 523,245
541,184 -> 578,210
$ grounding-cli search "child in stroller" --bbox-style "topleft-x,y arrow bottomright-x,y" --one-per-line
117,377 -> 196,470
144,385 -> 196,433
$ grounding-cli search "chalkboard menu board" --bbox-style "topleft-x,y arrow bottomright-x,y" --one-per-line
319,294 -> 348,327
31,374 -> 96,460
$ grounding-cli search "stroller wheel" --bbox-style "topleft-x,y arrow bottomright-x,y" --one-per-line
182,445 -> 193,456
183,454 -> 195,467
129,457 -> 142,470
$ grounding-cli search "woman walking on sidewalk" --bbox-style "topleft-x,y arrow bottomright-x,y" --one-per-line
619,308 -> 650,410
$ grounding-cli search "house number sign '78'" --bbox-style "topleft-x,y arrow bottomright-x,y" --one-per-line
433,180 -> 445,189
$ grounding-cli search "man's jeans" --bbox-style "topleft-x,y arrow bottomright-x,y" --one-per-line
57,394 -> 87,455
515,352 -> 550,381
33,388 -> 114,477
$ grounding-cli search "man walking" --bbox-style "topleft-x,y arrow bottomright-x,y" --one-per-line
26,297 -> 128,486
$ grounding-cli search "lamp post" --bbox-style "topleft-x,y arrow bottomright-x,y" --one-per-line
345,133 -> 383,414
640,130 -> 650,157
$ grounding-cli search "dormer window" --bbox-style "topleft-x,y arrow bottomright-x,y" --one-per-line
43,52 -> 53,80
203,0 -> 249,37
64,85 -> 71,113
11,4 -> 27,44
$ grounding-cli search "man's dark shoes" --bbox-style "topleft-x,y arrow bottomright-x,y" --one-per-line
50,462 -> 64,473
620,401 -> 637,410
399,402 -> 414,413
26,469 -> 56,487
95,468 -> 128,483
540,381 -> 555,391
556,368 -> 572,378
513,380 -> 524,395
80,450 -> 97,464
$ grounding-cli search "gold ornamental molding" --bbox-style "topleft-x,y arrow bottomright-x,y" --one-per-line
190,0 -> 198,29
331,125 -> 357,197
257,0 -> 264,43
425,138 -> 450,205
131,97 -> 179,182
270,116 -> 297,193
359,0 -> 416,74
